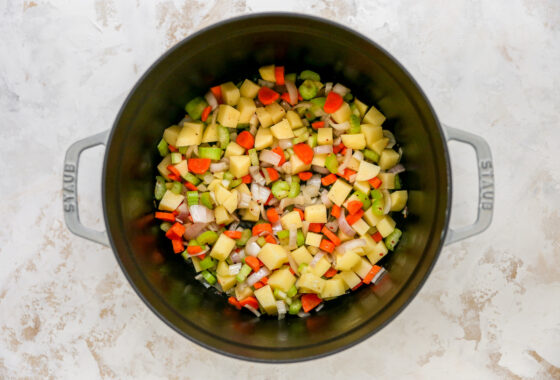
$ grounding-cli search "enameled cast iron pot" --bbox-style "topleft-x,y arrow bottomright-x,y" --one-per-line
63,13 -> 494,362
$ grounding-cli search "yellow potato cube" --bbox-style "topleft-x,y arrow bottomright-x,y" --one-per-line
158,190 -> 184,211
172,160 -> 189,178
222,190 -> 239,214
352,218 -> 371,236
321,278 -> 346,299
163,125 -> 181,146
241,201 -> 260,222
370,137 -> 389,155
240,79 -> 260,99
352,258 -> 373,279
317,128 -> 333,145
191,256 -> 203,273
258,243 -> 289,270
362,124 -> 383,148
216,260 -> 230,276
225,141 -> 246,157
378,149 -> 400,170
304,204 -> 327,223
363,206 -> 384,227
220,81 -> 240,106
305,232 -> 323,248
366,240 -> 389,265
210,233 -> 236,261
309,256 -> 331,277
311,153 -> 328,167
281,210 -> 303,230
376,215 -> 396,237
235,284 -> 253,300
327,179 -> 353,206
229,155 -> 251,178
296,273 -> 326,294
331,102 -> 352,123
354,180 -> 370,194
265,103 -> 286,123
237,97 -> 256,124
378,172 -> 396,189
254,127 -> 274,150
356,160 -> 380,181
390,190 -> 408,212
215,205 -> 234,225
334,250 -> 361,271
347,157 -> 361,171
217,275 -> 237,291
258,65 -> 276,82
255,107 -> 273,128
289,153 -> 311,174
176,122 -> 203,147
337,228 -> 354,243
353,98 -> 368,117
217,104 -> 240,128
254,285 -> 277,314
363,105 -> 386,126
214,184 -> 232,205
286,110 -> 303,129
341,133 -> 366,150
202,123 -> 218,143
268,267 -> 296,293
157,155 -> 172,179
234,183 -> 251,195
270,119 -> 294,139
338,270 -> 361,289
290,246 -> 313,266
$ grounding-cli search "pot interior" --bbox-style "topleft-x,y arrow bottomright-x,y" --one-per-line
103,14 -> 450,362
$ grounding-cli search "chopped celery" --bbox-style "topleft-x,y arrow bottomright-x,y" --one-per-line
286,285 -> 298,298
299,80 -> 317,100
343,92 -> 353,102
248,148 -> 259,166
223,172 -> 234,181
198,231 -> 218,245
288,180 -> 300,198
157,139 -> 169,157
171,152 -> 182,164
229,178 -> 242,189
271,181 -> 290,199
385,228 -> 402,250
171,181 -> 183,194
201,270 -> 217,285
325,153 -> 339,174
298,263 -> 308,274
349,115 -> 361,134
394,174 -> 402,190
293,130 -> 310,144
353,190 -> 371,211
160,222 -> 172,232
257,236 -> 266,247
277,230 -> 289,240
185,96 -> 208,120
187,191 -> 199,206
200,192 -> 214,209
308,133 -> 318,148
218,125 -> 230,149
309,97 -> 326,108
182,172 -> 200,186
371,199 -> 384,216
350,102 -> 361,117
154,176 -> 166,200
371,189 -> 383,201
364,149 -> 379,163
299,70 -> 320,81
199,256 -> 216,270
198,147 -> 223,160
236,229 -> 251,247
297,230 -> 305,246
236,263 -> 252,282
285,73 -> 297,82
289,299 -> 302,314
178,146 -> 188,155
274,288 -> 287,300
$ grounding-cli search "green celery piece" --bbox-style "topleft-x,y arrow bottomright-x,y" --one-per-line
343,92 -> 353,102
309,97 -> 326,108
218,125 -> 230,149
298,80 -> 317,100
257,236 -> 266,247
297,230 -> 305,246
349,115 -> 361,134
271,181 -> 290,199
298,263 -> 308,274
198,231 -> 218,245
273,288 -> 287,300
171,181 -> 183,195
371,199 -> 384,216
285,73 -> 297,82
201,270 -> 216,285
236,229 -> 251,247
299,70 -> 321,81
277,230 -> 289,240
154,176 -> 166,200
293,130 -> 309,144
186,191 -> 199,206
308,133 -> 318,148
286,285 -> 298,298
200,192 -> 213,209
229,179 -> 242,189
248,148 -> 259,166
160,222 -> 172,232
198,147 -> 223,160
353,190 -> 371,211
199,256 -> 216,270
350,102 -> 361,117
385,228 -> 402,251
223,172 -> 234,181
325,153 -> 339,174
182,172 -> 201,185
364,149 -> 379,163
178,146 -> 188,154
394,174 -> 402,190
170,152 -> 182,164
288,180 -> 300,198
370,189 -> 383,201
289,299 -> 302,314
185,97 -> 208,120
157,139 -> 169,157
236,264 -> 252,282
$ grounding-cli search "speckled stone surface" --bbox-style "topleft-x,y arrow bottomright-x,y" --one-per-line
1,1 -> 559,379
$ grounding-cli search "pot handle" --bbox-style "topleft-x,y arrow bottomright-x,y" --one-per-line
444,126 -> 494,245
63,130 -> 110,246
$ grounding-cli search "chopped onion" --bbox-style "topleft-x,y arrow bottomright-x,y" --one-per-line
260,203 -> 267,221
186,145 -> 197,158
310,251 -> 325,267
281,161 -> 292,174
293,101 -> 312,109
175,203 -> 189,223
321,189 -> 333,207
338,209 -> 356,237
336,238 -> 366,254
202,172 -> 214,184
251,183 -> 271,203
297,311 -> 310,318
245,238 -> 261,257
348,173 -> 357,183
189,205 -> 215,223
278,194 -> 305,212
315,303 -> 325,312
388,164 -> 405,174
325,219 -> 338,233
402,205 -> 409,218
258,79 -> 275,88
334,137 -> 342,145
329,120 -> 350,131
324,82 -> 333,94
332,83 -> 350,97
210,161 -> 228,172
278,138 -> 293,149
228,263 -> 242,275
353,150 -> 364,161
338,148 -> 353,173
230,251 -> 242,264
249,166 -> 266,186
382,190 -> 392,214
276,300 -> 287,319
249,114 -> 259,135
288,227 -> 298,250
246,266 -> 270,286
313,145 -> 333,154
383,130 -> 396,149
183,222 -> 208,240
272,220 -> 283,233
303,184 -> 320,198
312,165 -> 329,174
244,305 -> 261,317
259,150 -> 282,166
287,251 -> 299,275
210,108 -> 218,126
238,192 -> 251,208
308,174 -> 322,189
285,80 -> 298,104
204,91 -> 218,110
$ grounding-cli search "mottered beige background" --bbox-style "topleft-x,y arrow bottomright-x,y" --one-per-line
1,0 -> 559,379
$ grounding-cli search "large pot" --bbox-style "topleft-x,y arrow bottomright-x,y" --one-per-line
62,13 -> 494,362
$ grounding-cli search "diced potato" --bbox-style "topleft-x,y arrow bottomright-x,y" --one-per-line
305,232 -> 322,248
352,258 -> 373,279
259,65 -> 276,82
254,127 -> 273,150
176,122 -> 203,147
281,210 -> 303,229
237,97 -> 256,124
215,205 -> 234,225
158,190 -> 184,211
224,141 -> 245,157
258,243 -> 289,270
311,153 -> 328,167
222,190 -> 239,214
163,125 -> 181,146
309,256 -> 331,277
362,124 -> 383,148
347,157 -> 361,171
207,179 -> 222,192
255,107 -> 273,128
317,128 -> 333,145
352,218 -> 371,236
270,119 -> 294,139
353,98 -> 368,117
334,250 -> 361,271
290,246 -> 313,266
363,206 -> 384,227
210,233 -> 236,261
240,79 -> 260,98
378,172 -> 396,189
338,270 -> 361,289
337,228 -> 354,243
304,204 -> 327,223
229,155 -> 251,178
390,190 -> 408,211
341,133 -> 366,150
265,103 -> 286,123
331,102 -> 352,123
378,149 -> 400,170
173,160 -> 189,177
370,137 -> 389,155
191,257 -> 203,273
241,201 -> 260,221
234,183 -> 251,195
235,284 -> 253,300
221,82 -> 240,106
217,260 -> 230,276
296,273 -> 326,294
217,275 -> 237,291
214,184 -> 232,205
327,179 -> 353,206
366,240 -> 389,265
157,155 -> 172,178
376,215 -> 396,237
356,160 -> 380,181
354,180 -> 370,194
363,105 -> 386,126
217,104 -> 240,128
268,267 -> 296,293
202,123 -> 218,143
286,110 -> 303,129
290,152 -> 311,174
254,285 -> 277,314
321,278 -> 346,299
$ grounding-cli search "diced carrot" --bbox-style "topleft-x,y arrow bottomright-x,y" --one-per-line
298,171 -> 313,181
185,182 -> 198,191
346,200 -> 363,215
236,131 -> 255,150
252,223 -> 272,236
253,281 -> 264,289
340,168 -> 357,181
172,239 -> 184,253
345,209 -> 364,225
298,91 -> 303,101
321,174 -> 337,186
244,256 -> 261,272
188,158 -> 211,174
224,230 -> 242,239
324,267 -> 337,278
331,204 -> 341,218
201,105 -> 212,122
210,85 -> 222,103
308,223 -> 323,233
228,296 -> 242,310
321,226 -> 341,246
168,145 -> 178,152
293,143 -> 314,165
323,91 -> 343,113
167,173 -> 180,181
165,222 -> 186,240
261,276 -> 268,285
271,147 -> 286,165
352,282 -> 363,291
264,235 -> 276,244
266,208 -> 280,224
294,208 -> 304,221
186,245 -> 202,255
372,231 -> 383,243
301,293 -> 322,313
167,165 -> 181,177
274,66 -> 285,85
363,265 -> 382,285
155,212 -> 176,222
258,87 -> 280,105
319,239 -> 335,253
340,147 -> 347,155
266,167 -> 279,182
288,267 -> 295,275
333,142 -> 345,154
239,296 -> 259,309
242,174 -> 252,184
368,176 -> 382,189
264,192 -> 274,206
311,121 -> 325,129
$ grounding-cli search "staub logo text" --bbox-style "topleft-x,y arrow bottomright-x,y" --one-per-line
63,164 -> 76,212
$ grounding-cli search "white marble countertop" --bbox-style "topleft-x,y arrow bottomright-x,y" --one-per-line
1,0 -> 559,378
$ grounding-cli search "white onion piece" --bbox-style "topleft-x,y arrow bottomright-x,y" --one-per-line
313,145 -> 333,154
246,267 -> 270,286
186,145 -> 197,158
205,91 -> 218,110
278,138 -> 293,149
244,305 -> 261,317
332,83 -> 350,96
189,205 -> 215,223
348,174 -> 357,183
382,190 -> 392,214
210,108 -> 218,126
312,165 -> 329,174
293,101 -> 312,110
320,189 -> 333,207
183,222 -> 207,240
387,164 -> 405,174
202,172 -> 214,184
259,150 -> 282,166
298,311 -> 310,318
272,220 -> 283,233
383,130 -> 396,149
258,79 -> 275,88
246,240 -> 261,258
278,194 -> 304,212
276,300 -> 287,319
329,120 -> 350,131
338,209 -> 356,237
338,148 -> 353,173
230,251 -> 242,264
228,263 -> 242,275
336,238 -> 366,254
288,227 -> 298,250
308,174 -> 322,189
353,150 -> 364,161
372,267 -> 387,284
310,251 -> 325,267
251,183 -> 271,203
281,161 -> 292,174
325,220 -> 338,232
285,80 -> 298,104
249,166 -> 266,186
249,113 -> 259,133
238,192 -> 251,208
334,137 -> 342,145
210,162 -> 228,172
303,184 -> 320,198
325,82 -> 333,94
175,203 -> 189,223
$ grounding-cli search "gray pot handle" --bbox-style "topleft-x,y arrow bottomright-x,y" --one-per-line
63,130 -> 110,246
444,125 -> 494,245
